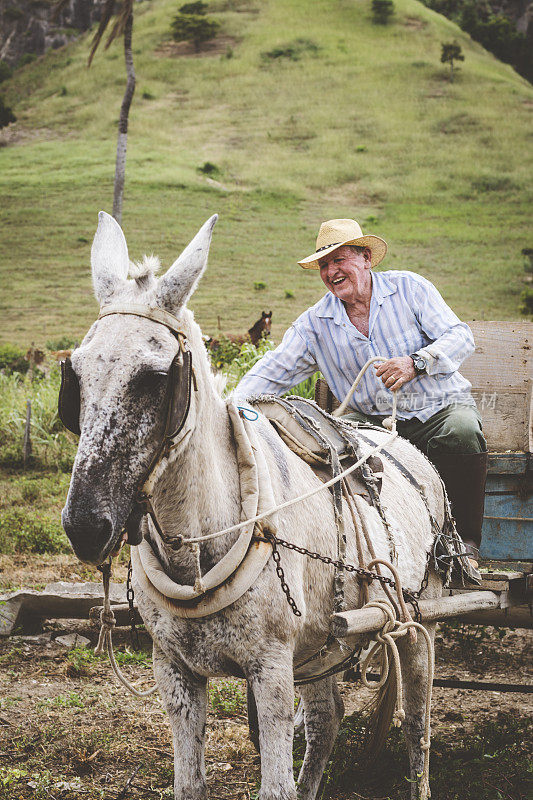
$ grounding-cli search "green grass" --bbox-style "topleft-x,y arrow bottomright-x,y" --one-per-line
0,0 -> 531,347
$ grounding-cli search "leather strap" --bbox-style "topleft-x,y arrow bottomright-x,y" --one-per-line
98,304 -> 186,337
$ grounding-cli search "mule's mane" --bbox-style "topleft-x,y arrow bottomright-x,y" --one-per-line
129,255 -> 161,283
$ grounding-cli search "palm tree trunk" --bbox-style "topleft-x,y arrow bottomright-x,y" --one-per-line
112,11 -> 136,224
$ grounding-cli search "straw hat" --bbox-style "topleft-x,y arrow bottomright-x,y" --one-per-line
298,218 -> 388,269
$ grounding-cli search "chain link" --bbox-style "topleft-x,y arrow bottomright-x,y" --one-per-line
256,533 -> 429,622
127,559 -> 141,651
270,538 -> 302,617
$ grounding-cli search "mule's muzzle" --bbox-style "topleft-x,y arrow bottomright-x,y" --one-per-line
61,508 -> 118,565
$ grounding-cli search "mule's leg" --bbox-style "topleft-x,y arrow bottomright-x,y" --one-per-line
296,676 -> 344,800
247,653 -> 297,800
400,623 -> 436,800
153,645 -> 208,800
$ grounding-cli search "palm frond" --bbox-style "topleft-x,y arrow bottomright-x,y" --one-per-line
104,0 -> 134,51
88,0 -> 116,67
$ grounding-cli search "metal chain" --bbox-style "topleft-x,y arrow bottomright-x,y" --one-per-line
126,559 -> 141,651
270,537 -> 302,617
256,533 -> 430,622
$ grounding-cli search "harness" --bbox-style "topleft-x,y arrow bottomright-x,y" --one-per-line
58,303 -> 474,655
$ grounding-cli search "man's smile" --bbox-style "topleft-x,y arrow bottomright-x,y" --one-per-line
331,276 -> 346,285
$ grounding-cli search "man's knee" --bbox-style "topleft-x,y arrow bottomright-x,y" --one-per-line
428,405 -> 487,455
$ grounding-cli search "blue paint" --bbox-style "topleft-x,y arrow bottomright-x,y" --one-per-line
480,455 -> 533,561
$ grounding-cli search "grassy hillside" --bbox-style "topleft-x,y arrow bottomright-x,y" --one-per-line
1,0 -> 532,346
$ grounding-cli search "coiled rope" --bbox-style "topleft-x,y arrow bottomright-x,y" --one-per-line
360,596 -> 434,800
95,561 -> 157,698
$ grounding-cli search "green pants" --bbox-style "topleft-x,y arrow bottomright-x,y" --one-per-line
343,403 -> 487,458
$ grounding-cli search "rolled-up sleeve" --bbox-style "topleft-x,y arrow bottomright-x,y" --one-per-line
234,324 -> 317,400
412,278 -> 475,376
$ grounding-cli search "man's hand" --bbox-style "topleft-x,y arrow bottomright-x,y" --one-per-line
374,356 -> 416,391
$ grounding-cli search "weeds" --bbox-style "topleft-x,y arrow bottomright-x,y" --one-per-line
209,679 -> 246,718
40,692 -> 85,709
65,647 -> 97,677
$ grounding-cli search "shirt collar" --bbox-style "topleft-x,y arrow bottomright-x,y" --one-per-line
315,272 -> 397,322
371,271 -> 397,305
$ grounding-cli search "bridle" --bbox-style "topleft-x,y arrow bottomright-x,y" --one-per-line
58,303 -> 196,548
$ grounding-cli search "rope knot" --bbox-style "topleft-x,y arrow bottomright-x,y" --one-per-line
100,608 -> 116,630
393,708 -> 406,727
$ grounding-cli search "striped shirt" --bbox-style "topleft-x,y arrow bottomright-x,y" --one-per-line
234,270 -> 476,421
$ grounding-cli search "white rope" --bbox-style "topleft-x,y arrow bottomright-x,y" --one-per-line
360,596 -> 434,800
182,427 -> 398,545
333,355 -> 398,426
95,562 -> 158,699
180,355 -> 400,546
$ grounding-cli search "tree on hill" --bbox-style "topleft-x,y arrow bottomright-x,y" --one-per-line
171,8 -> 220,52
54,0 -> 135,224
372,0 -> 395,24
441,40 -> 464,81
420,0 -> 532,85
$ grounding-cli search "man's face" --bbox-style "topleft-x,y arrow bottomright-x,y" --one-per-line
318,245 -> 371,303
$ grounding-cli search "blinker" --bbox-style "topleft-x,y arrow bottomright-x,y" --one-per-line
58,358 -> 81,435
57,341 -> 193,443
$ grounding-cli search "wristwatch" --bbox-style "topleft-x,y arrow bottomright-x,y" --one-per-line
410,353 -> 427,375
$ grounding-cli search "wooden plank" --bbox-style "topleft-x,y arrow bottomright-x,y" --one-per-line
462,321 -> 533,388
461,322 -> 533,453
471,387 -> 530,452
331,591 -> 501,638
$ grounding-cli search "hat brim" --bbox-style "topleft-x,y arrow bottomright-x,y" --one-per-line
298,235 -> 388,270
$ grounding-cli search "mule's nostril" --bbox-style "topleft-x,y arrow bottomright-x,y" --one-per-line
62,509 -> 115,564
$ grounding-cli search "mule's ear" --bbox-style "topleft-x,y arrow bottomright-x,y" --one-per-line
156,215 -> 218,313
91,211 -> 129,305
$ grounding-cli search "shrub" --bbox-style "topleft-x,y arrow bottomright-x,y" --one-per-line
197,161 -> 219,176
254,280 -> 266,290
520,287 -> 533,316
261,38 -> 319,62
372,0 -> 394,24
17,53 -> 36,68
0,344 -> 28,375
179,1 -> 208,13
522,248 -> 533,274
0,96 -> 16,129
0,61 -> 13,84
0,508 -> 69,554
45,336 -> 78,351
171,12 -> 220,52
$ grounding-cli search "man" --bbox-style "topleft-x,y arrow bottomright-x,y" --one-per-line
235,219 -> 488,567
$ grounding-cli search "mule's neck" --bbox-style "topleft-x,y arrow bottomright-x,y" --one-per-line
147,387 -> 242,579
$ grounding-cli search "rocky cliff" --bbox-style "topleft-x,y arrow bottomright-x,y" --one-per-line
0,0 -> 106,66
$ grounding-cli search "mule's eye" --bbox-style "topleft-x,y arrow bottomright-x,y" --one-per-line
130,370 -> 168,396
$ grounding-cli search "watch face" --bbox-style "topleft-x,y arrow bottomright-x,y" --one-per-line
415,357 -> 426,373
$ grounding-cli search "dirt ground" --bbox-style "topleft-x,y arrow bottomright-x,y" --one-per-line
0,555 -> 531,800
